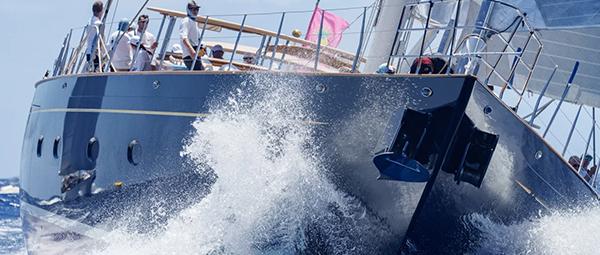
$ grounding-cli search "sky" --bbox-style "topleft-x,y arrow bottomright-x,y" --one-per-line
0,0 -> 372,178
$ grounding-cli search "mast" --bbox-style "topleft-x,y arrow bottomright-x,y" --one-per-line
100,0 -> 114,38
364,0 -> 408,72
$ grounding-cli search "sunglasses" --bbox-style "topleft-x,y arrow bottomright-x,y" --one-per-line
190,7 -> 200,11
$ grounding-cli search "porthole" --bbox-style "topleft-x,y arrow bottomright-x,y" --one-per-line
127,140 -> 143,166
484,106 -> 493,115
421,87 -> 433,98
535,150 -> 543,160
315,83 -> 327,93
53,136 -> 61,159
87,137 -> 99,163
36,136 -> 44,157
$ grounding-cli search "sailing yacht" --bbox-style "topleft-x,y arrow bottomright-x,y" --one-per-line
20,0 -> 600,253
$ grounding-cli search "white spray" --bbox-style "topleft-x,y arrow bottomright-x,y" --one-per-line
467,205 -> 600,254
92,73 -> 394,254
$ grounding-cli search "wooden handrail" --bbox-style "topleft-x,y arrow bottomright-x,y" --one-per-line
147,6 -> 365,62
201,41 -> 357,69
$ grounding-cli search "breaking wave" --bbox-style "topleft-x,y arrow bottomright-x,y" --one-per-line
467,205 -> 600,254
0,179 -> 24,255
93,73 -> 395,254
87,73 -> 600,254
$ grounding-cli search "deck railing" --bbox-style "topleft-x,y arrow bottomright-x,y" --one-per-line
52,5 -> 374,76
387,0 -> 542,100
47,1 -> 600,192
387,0 -> 599,192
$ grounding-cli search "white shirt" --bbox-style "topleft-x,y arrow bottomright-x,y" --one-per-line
128,29 -> 156,53
107,31 -> 132,70
131,49 -> 152,71
179,17 -> 199,58
579,167 -> 589,178
85,16 -> 103,55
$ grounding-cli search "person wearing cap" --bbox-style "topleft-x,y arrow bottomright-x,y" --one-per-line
410,57 -> 434,74
211,44 -> 224,59
180,1 -> 204,70
170,44 -> 184,55
85,1 -> 104,72
129,36 -> 153,71
107,19 -> 132,71
580,154 -> 598,182
242,54 -> 255,65
569,155 -> 581,170
376,63 -> 396,74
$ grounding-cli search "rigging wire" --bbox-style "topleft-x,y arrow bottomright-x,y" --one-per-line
104,0 -> 151,72
105,0 -> 121,46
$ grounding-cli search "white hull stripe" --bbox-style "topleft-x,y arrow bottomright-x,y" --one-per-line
31,108 -> 210,118
30,108 -> 329,125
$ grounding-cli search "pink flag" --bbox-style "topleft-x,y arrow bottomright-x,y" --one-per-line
305,7 -> 349,48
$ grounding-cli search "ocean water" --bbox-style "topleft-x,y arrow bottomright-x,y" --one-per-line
4,185 -> 600,254
3,74 -> 600,254
0,178 -> 24,255
467,206 -> 600,255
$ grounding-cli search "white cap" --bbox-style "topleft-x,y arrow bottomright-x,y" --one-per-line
170,44 -> 183,54
219,64 -> 239,71
376,63 -> 396,74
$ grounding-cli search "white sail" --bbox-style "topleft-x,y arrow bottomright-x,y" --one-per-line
364,0 -> 409,72
507,0 -> 600,107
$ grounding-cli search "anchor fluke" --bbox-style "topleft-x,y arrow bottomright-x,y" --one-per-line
374,151 -> 430,182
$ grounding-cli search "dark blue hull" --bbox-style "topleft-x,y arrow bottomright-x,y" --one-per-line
20,72 -> 598,254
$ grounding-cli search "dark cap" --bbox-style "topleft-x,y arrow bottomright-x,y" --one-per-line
188,1 -> 200,9
212,44 -> 224,52
569,155 -> 581,165
413,57 -> 433,66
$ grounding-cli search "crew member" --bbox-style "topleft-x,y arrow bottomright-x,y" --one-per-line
211,44 -> 224,59
431,57 -> 453,74
569,155 -> 581,170
130,36 -> 153,71
242,54 -> 255,65
180,1 -> 204,70
128,15 -> 158,53
410,57 -> 434,74
580,154 -> 597,182
376,63 -> 396,74
86,1 -> 104,72
107,19 -> 132,71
